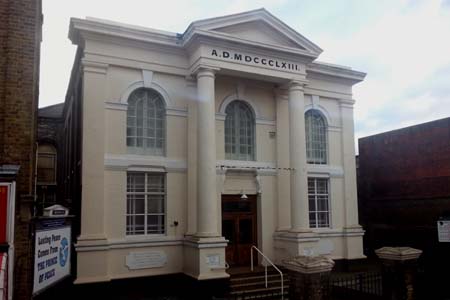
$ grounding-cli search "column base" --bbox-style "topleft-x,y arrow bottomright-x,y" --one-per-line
289,227 -> 314,234
273,231 -> 320,262
343,225 -> 365,259
273,227 -> 366,262
183,236 -> 229,280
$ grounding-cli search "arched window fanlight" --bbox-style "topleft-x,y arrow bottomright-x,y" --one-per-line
225,100 -> 255,161
127,88 -> 165,155
305,109 -> 327,164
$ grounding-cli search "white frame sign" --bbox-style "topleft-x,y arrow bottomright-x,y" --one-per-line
33,222 -> 71,295
437,220 -> 450,243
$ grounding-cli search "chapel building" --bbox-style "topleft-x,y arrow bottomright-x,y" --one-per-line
64,8 -> 366,284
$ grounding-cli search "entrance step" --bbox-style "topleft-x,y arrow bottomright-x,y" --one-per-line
227,267 -> 290,300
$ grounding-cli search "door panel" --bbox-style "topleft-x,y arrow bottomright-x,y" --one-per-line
222,218 -> 237,266
222,195 -> 257,267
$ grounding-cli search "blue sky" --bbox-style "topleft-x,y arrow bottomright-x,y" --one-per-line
40,0 -> 450,144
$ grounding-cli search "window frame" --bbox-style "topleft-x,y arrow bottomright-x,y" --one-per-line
126,88 -> 166,156
126,172 -> 166,236
37,144 -> 57,185
308,177 -> 331,229
305,109 -> 328,165
224,100 -> 256,161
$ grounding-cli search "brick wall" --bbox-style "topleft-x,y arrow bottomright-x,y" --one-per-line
0,0 -> 42,299
358,117 -> 450,252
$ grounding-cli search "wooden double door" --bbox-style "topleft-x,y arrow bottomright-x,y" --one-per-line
221,194 -> 257,267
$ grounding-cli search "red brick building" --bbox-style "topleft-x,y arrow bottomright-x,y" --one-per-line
0,0 -> 43,299
358,117 -> 450,298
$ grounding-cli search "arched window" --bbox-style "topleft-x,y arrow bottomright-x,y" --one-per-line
225,100 -> 255,161
127,88 -> 165,155
305,109 -> 327,164
37,144 -> 57,212
37,144 -> 57,185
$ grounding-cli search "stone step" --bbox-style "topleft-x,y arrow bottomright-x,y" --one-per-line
230,273 -> 288,284
230,270 -> 285,279
231,279 -> 289,292
230,285 -> 289,298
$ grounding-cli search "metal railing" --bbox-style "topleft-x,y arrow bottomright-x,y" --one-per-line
331,271 -> 383,298
250,245 -> 284,300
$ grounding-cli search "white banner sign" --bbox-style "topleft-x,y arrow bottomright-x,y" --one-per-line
33,226 -> 71,294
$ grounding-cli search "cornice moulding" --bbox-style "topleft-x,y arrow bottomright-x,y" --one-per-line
70,17 -> 180,48
307,62 -> 366,85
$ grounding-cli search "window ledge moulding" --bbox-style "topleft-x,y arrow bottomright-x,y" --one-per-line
104,154 -> 187,173
215,113 -> 275,126
105,102 -> 187,117
328,125 -> 341,133
307,164 -> 343,178
309,228 -> 365,238
273,227 -> 364,242
217,160 -> 277,176
166,106 -> 188,117
105,101 -> 128,111
255,117 -> 276,126
76,236 -> 185,252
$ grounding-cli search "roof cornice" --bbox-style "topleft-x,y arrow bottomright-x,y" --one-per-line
307,62 -> 366,85
69,9 -> 322,60
69,17 -> 181,48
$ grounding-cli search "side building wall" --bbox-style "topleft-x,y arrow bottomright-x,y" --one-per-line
358,117 -> 450,253
0,0 -> 42,299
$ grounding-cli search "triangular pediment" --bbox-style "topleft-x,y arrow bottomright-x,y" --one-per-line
183,8 -> 322,58
212,20 -> 304,50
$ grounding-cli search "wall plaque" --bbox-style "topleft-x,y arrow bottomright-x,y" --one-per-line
126,250 -> 167,270
438,220 -> 450,242
206,254 -> 220,267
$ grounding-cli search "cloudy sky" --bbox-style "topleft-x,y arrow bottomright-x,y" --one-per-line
40,0 -> 450,144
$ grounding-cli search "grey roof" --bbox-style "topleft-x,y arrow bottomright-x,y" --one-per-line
39,103 -> 64,118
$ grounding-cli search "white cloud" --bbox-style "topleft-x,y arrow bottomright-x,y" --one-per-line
309,1 -> 450,140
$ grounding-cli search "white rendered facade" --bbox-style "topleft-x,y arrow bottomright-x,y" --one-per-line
66,8 -> 365,283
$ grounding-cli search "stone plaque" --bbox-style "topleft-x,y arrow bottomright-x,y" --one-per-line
206,254 -> 220,267
126,250 -> 167,270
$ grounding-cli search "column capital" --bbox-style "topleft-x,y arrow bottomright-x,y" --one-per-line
273,87 -> 289,100
288,80 -> 307,92
339,98 -> 356,108
81,59 -> 108,75
192,65 -> 220,79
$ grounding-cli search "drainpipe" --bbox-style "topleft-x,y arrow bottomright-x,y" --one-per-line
34,142 -> 38,217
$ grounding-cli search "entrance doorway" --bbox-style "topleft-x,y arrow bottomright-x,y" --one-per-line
222,194 -> 257,267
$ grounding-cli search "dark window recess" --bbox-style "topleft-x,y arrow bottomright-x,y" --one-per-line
222,220 -> 235,244
239,218 -> 253,244
223,201 -> 252,213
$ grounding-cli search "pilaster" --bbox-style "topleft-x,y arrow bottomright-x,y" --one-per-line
182,67 -> 228,281
339,98 -> 364,259
76,59 -> 109,284
288,81 -> 310,232
196,67 -> 220,237
79,59 -> 108,240
274,88 -> 291,231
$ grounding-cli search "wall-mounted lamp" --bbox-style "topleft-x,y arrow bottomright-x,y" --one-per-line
240,190 -> 248,200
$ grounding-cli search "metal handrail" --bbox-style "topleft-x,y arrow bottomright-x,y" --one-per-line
250,245 -> 284,300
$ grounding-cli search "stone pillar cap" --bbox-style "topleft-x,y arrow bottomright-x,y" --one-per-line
375,247 -> 422,261
283,255 -> 335,274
